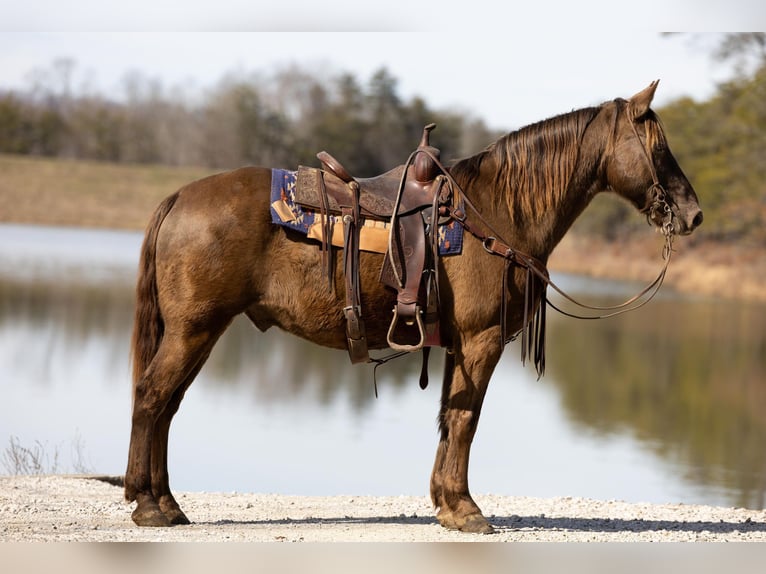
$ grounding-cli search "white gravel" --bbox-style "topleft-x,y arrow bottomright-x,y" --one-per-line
3,475 -> 766,542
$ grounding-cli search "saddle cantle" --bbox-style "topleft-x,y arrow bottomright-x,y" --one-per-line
292,124 -> 456,365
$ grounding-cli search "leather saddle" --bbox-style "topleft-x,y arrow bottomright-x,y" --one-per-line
295,162 -> 440,219
292,124 -> 452,364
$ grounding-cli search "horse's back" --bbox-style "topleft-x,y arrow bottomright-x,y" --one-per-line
169,166 -> 273,227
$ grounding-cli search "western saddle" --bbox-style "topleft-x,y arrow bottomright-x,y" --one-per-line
293,124 -> 456,365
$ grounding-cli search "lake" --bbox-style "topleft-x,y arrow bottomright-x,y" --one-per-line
1,223 -> 765,509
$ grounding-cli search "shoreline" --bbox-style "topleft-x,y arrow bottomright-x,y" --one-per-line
549,234 -> 766,303
2,152 -> 763,303
2,475 -> 766,542
3,219 -> 764,304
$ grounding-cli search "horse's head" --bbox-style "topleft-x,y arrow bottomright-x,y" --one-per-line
604,81 -> 703,236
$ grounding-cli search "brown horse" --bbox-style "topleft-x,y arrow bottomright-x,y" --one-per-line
125,81 -> 702,533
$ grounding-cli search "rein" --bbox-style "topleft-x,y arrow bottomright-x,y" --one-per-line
416,108 -> 676,376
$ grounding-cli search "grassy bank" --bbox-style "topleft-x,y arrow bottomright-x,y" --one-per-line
0,154 -> 209,230
549,234 -> 766,302
2,153 -> 764,302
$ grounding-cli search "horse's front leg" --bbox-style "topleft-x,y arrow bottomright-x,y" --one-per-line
430,329 -> 502,534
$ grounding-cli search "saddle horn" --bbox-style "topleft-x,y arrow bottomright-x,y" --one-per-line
413,123 -> 440,183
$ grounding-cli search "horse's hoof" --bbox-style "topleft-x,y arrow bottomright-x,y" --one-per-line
165,509 -> 191,525
132,501 -> 173,527
162,506 -> 191,525
437,509 -> 495,534
461,513 -> 495,535
159,497 -> 191,525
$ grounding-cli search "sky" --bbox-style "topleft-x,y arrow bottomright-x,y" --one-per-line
0,1 -> 762,131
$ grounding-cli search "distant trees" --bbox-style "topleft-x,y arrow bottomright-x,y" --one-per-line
660,65 -> 766,243
656,34 -> 766,244
0,61 -> 500,177
1,34 -> 764,245
577,33 -> 766,245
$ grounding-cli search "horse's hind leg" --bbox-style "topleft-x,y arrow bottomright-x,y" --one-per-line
430,330 -> 502,534
126,327 -> 223,527
149,340 -> 219,525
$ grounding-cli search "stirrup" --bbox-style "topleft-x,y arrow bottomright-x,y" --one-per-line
386,305 -> 426,353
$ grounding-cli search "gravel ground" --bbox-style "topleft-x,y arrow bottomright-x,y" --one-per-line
2,475 -> 766,542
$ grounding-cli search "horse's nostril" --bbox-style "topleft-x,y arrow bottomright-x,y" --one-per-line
692,211 -> 704,229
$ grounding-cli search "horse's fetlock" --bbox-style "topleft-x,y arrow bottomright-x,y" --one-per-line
124,486 -> 137,503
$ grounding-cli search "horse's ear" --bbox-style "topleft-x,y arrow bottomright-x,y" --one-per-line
628,80 -> 659,120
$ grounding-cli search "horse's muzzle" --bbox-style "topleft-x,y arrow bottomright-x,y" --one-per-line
678,206 -> 704,235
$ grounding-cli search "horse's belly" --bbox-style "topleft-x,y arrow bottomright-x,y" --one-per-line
247,279 -> 398,352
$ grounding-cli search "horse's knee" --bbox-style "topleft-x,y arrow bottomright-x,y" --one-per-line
446,408 -> 475,428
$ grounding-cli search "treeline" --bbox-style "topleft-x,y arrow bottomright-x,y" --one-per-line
580,35 -> 766,245
0,61 -> 500,177
2,43 -> 765,245
579,59 -> 766,245
659,63 -> 766,243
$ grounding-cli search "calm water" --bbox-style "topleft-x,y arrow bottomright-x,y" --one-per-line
2,223 -> 765,508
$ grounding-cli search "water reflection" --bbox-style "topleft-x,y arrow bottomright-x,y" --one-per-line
0,260 -> 426,413
203,314 -> 435,414
546,295 -> 766,508
2,224 -> 766,507
0,253 -> 438,495
0,277 -> 134,386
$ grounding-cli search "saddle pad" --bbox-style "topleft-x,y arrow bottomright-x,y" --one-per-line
270,169 -> 463,256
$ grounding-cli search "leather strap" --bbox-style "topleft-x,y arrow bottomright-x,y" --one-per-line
342,181 -> 369,364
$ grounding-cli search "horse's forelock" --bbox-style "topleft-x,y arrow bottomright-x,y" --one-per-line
617,97 -> 668,152
642,109 -> 667,152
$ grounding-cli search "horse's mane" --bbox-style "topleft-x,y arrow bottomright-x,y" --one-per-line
450,106 -> 603,223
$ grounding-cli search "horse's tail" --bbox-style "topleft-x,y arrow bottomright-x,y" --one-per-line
131,192 -> 180,388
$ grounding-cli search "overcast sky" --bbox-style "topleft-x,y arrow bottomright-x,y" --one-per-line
0,1 -> 761,130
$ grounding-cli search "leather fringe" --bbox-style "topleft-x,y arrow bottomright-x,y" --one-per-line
517,267 -> 547,379
317,175 -> 335,291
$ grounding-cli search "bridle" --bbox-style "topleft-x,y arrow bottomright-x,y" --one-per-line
631,116 -> 677,239
428,104 -> 677,376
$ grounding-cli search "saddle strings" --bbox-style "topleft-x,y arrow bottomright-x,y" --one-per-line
317,174 -> 335,290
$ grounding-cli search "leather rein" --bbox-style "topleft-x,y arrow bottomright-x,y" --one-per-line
421,107 -> 676,376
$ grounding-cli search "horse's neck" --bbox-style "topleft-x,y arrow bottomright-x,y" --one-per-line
543,157 -> 605,254
473,116 -> 607,260
546,110 -> 612,249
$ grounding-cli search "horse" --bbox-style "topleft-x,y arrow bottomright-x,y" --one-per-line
125,81 -> 703,534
